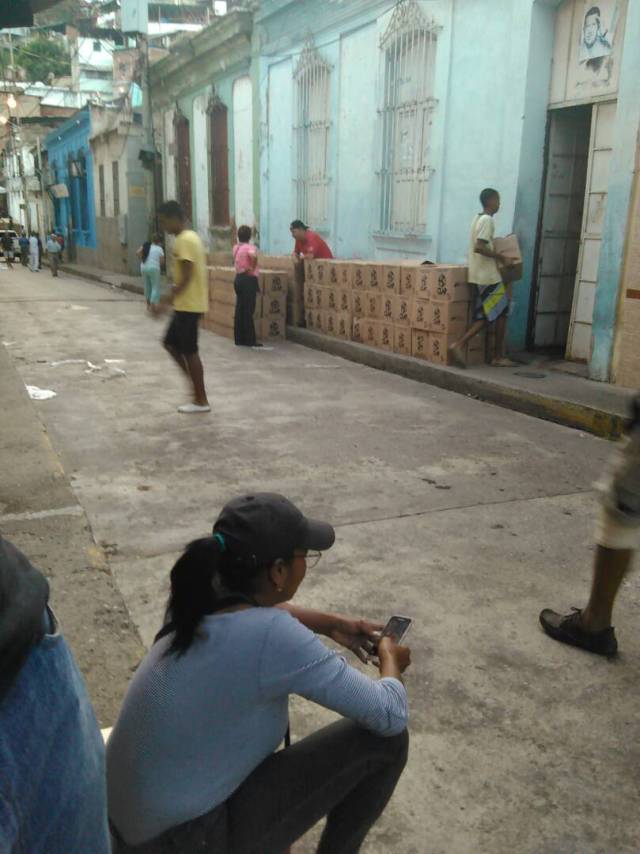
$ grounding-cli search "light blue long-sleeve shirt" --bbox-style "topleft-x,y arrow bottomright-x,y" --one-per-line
106,607 -> 408,845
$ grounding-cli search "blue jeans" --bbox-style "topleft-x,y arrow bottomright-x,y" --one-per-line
142,268 -> 161,304
0,612 -> 110,854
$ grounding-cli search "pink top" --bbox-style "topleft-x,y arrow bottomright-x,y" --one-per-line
233,242 -> 259,277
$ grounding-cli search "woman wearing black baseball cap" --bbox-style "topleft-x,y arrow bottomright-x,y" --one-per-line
107,493 -> 410,854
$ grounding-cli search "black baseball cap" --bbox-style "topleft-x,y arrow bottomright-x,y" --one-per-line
213,493 -> 335,562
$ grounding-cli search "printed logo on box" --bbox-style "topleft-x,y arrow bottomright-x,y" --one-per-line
385,270 -> 396,291
329,291 -> 337,310
330,266 -> 339,285
366,324 -> 376,343
416,303 -> 426,324
432,304 -> 442,327
355,268 -> 365,289
417,270 -> 429,294
315,289 -> 322,308
354,294 -> 363,314
435,273 -> 448,298
370,268 -> 379,289
317,264 -> 325,285
398,299 -> 409,322
268,298 -> 283,315
339,292 -> 349,312
338,317 -> 348,336
368,296 -> 378,316
327,314 -> 335,334
397,330 -> 408,350
383,298 -> 393,320
381,326 -> 391,347
306,311 -> 314,328
432,338 -> 442,358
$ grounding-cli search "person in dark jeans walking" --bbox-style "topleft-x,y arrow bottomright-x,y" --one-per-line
233,225 -> 261,347
107,493 -> 410,853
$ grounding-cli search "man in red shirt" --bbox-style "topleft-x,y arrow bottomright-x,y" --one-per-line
290,220 -> 333,260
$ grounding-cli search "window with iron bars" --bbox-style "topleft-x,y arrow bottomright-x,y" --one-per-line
378,0 -> 438,236
293,41 -> 331,229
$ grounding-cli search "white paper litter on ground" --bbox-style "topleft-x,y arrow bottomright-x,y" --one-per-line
85,362 -> 102,373
2,341 -> 16,348
26,385 -> 57,400
50,359 -> 88,367
104,359 -> 125,364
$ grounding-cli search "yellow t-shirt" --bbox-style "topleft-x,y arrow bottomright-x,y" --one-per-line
172,229 -> 208,313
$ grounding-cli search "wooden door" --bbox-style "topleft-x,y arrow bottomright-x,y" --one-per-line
175,114 -> 192,220
210,102 -> 229,226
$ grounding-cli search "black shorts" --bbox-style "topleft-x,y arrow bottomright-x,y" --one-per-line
164,311 -> 202,355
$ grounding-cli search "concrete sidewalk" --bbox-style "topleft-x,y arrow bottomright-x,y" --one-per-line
56,259 -> 635,439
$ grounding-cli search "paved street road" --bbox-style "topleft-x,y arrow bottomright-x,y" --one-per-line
1,265 -> 639,853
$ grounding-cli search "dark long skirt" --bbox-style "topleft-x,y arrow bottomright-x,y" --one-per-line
234,273 -> 260,346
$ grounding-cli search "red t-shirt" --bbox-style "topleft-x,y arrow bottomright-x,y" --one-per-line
294,230 -> 333,259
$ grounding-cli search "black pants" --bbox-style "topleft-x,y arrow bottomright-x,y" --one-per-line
111,720 -> 408,854
234,274 -> 259,346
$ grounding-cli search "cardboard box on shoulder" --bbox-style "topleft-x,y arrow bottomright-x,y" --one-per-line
365,291 -> 382,319
380,264 -> 401,294
261,316 -> 286,340
429,300 -> 470,335
336,312 -> 352,340
379,321 -> 394,351
427,266 -> 470,302
494,233 -> 523,283
337,289 -> 352,314
352,317 -> 364,342
412,329 -> 429,360
394,294 -> 412,325
411,298 -> 430,330
264,292 -> 286,318
363,320 -> 380,347
394,326 -> 411,356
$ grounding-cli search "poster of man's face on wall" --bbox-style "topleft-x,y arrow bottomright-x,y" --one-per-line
579,4 -> 614,62
563,0 -> 626,97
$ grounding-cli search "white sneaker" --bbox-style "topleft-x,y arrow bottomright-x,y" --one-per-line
178,403 -> 211,414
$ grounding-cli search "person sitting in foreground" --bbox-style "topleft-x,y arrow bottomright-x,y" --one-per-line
0,536 -> 110,853
107,493 -> 410,854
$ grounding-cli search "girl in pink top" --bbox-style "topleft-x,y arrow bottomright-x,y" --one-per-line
232,226 -> 261,347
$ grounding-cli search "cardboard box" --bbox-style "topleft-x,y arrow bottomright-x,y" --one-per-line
207,251 -> 234,267
429,300 -> 471,335
352,291 -> 366,318
327,260 -> 341,287
365,291 -> 382,319
394,294 -> 412,325
412,298 -> 430,330
315,260 -> 328,286
494,233 -> 523,283
263,293 -> 287,318
411,329 -> 429,360
352,263 -> 368,291
394,325 -> 412,356
304,282 -> 315,307
207,322 -> 234,340
398,264 -> 420,295
352,317 -> 364,343
210,302 -> 236,327
326,287 -> 339,313
415,265 -> 431,298
261,316 -> 286,340
325,311 -> 337,337
336,312 -> 352,340
261,271 -> 288,296
428,332 -> 457,365
466,331 -> 487,366
304,259 -> 316,283
380,264 -> 401,294
427,266 -> 471,302
381,294 -> 395,324
337,288 -> 352,314
363,319 -> 380,348
379,321 -> 394,351
212,281 -> 236,306
337,263 -> 353,289
212,266 -> 236,283
287,297 -> 305,327
258,254 -> 295,273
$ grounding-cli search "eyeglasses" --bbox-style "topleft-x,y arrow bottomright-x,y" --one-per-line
294,550 -> 322,569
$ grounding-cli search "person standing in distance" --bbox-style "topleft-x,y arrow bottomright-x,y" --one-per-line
46,232 -> 61,277
158,201 -> 210,414
290,219 -> 333,261
233,225 -> 260,347
28,232 -> 40,272
449,188 -> 515,368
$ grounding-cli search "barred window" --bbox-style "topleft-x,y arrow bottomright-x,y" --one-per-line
293,41 -> 331,229
378,0 -> 438,235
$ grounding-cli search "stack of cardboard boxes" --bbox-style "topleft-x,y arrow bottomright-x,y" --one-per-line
303,260 -> 484,366
202,266 -> 289,343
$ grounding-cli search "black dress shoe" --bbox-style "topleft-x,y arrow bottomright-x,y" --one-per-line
539,608 -> 618,656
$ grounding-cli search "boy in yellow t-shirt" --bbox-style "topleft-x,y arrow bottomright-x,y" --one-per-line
158,201 -> 210,414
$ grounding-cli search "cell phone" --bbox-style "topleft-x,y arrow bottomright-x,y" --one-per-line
381,615 -> 412,645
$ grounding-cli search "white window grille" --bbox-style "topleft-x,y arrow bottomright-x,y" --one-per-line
293,41 -> 331,228
378,0 -> 438,235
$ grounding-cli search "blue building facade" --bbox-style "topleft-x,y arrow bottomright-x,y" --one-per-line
45,106 -> 97,261
257,0 -> 639,381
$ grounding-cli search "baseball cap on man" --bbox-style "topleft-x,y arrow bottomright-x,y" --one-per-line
214,493 -> 335,563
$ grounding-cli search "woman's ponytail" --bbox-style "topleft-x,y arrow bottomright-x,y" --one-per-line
161,536 -> 223,657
